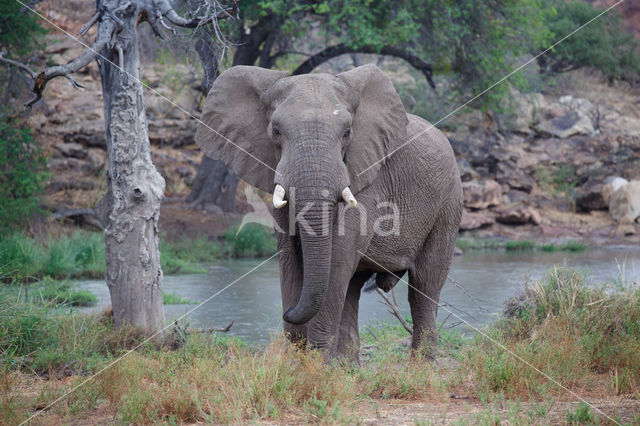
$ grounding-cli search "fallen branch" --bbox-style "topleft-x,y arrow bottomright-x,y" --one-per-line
191,321 -> 234,333
376,288 -> 412,335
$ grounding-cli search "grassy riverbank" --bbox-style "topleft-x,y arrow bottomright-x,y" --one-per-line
0,225 -> 277,283
1,267 -> 639,424
456,236 -> 587,253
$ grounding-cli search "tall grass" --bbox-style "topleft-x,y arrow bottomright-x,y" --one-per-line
0,232 -> 105,281
0,232 -> 227,282
1,267 -> 638,423
465,267 -> 640,400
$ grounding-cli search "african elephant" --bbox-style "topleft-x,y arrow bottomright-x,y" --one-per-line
195,64 -> 462,361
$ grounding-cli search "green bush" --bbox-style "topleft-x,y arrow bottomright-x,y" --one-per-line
159,236 -> 221,274
162,291 -> 191,305
39,281 -> 97,307
0,121 -> 48,234
224,224 -> 277,258
540,0 -> 640,82
505,240 -> 536,251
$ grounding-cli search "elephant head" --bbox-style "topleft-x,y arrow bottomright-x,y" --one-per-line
195,64 -> 408,325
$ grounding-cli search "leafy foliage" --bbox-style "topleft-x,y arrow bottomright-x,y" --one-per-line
0,120 -> 48,234
0,0 -> 47,57
540,0 -> 640,82
233,0 -> 553,111
223,224 -> 277,258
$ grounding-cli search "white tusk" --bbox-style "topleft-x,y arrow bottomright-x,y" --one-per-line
342,187 -> 357,207
273,184 -> 287,208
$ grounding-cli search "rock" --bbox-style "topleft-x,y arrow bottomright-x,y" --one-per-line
615,216 -> 637,236
55,142 -> 87,159
462,180 -> 502,210
508,90 -> 545,134
459,210 -> 495,231
496,168 -> 535,193
607,176 -> 629,192
535,111 -> 595,139
495,205 -> 541,225
576,177 -> 615,211
86,149 -> 107,170
609,180 -> 640,221
457,160 -> 479,182
505,189 -> 530,204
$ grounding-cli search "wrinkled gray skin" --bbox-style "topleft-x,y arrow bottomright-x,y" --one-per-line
195,64 -> 462,361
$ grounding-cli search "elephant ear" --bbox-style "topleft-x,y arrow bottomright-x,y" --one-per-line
337,64 -> 408,194
195,66 -> 288,192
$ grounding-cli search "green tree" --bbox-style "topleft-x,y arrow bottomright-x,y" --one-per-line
0,0 -> 47,104
0,1 -> 49,232
539,0 -> 640,82
0,119 -> 48,233
189,0 -> 553,207
224,0 -> 552,109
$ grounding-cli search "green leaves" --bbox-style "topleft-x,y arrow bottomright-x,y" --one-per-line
0,119 -> 48,234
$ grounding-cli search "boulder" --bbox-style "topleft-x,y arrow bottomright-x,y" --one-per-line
576,177 -> 620,211
508,90 -> 545,134
462,180 -> 502,210
459,209 -> 495,231
495,205 -> 541,225
609,180 -> 640,221
55,142 -> 87,159
535,111 -> 595,139
496,168 -> 535,193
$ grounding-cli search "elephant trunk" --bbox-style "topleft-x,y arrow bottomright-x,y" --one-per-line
283,187 -> 335,325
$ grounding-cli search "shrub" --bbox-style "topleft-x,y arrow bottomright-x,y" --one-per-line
39,281 -> 97,307
162,291 -> 191,305
540,0 -> 640,82
224,224 -> 277,258
0,120 -> 49,234
505,240 -> 536,251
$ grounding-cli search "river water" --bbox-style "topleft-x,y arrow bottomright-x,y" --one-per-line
75,247 -> 640,345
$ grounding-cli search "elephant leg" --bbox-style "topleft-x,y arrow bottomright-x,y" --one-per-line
408,209 -> 459,358
335,271 -> 372,363
277,234 -> 307,343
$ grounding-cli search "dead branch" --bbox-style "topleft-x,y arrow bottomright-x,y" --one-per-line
49,207 -> 98,221
376,288 -> 413,335
78,10 -> 102,36
155,0 -> 236,29
0,18 -> 115,107
0,50 -> 36,79
291,43 -> 436,89
447,275 -> 488,313
191,321 -> 234,333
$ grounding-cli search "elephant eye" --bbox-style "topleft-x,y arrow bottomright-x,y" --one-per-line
343,128 -> 351,139
272,126 -> 281,137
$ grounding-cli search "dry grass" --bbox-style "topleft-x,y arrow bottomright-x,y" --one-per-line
1,266 -> 639,424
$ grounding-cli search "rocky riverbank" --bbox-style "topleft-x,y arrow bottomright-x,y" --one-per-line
22,27 -> 640,245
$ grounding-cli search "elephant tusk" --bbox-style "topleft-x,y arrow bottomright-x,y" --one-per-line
342,187 -> 357,207
273,184 -> 287,208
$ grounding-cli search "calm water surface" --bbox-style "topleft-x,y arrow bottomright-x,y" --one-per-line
76,247 -> 640,345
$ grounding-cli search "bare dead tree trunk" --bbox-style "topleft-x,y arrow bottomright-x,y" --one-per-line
1,0 -> 235,333
97,0 -> 166,332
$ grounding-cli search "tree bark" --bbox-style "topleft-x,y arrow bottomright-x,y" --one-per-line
186,156 -> 238,213
187,31 -> 239,213
98,0 -> 165,332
